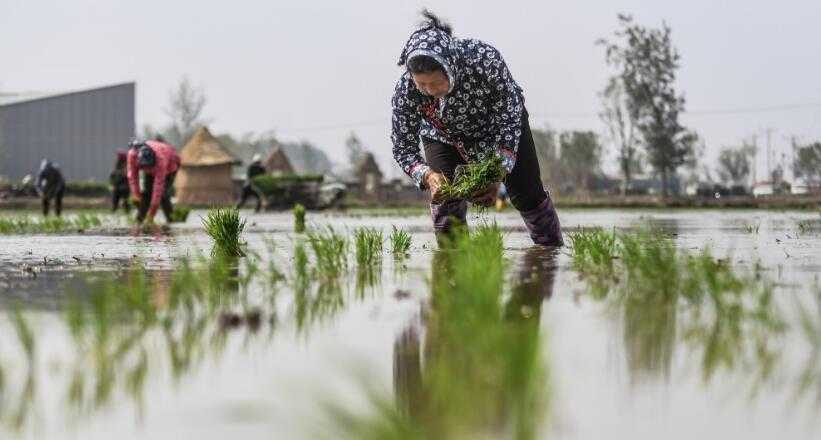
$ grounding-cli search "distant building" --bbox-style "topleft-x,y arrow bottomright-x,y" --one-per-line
175,126 -> 240,206
264,146 -> 295,175
354,152 -> 383,197
0,83 -> 135,182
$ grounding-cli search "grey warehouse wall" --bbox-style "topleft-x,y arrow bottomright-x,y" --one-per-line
0,83 -> 135,182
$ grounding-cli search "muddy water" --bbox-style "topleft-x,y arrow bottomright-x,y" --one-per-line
0,208 -> 820,439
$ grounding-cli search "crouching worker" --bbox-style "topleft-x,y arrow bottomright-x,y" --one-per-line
36,159 -> 66,217
236,153 -> 266,212
391,11 -> 562,246
110,149 -> 131,213
127,139 -> 181,225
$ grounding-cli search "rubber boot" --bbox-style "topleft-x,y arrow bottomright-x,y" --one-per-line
519,196 -> 563,247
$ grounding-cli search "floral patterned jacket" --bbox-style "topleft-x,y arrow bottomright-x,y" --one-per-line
391,25 -> 525,188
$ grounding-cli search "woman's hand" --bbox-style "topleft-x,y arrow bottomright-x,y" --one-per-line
471,182 -> 500,207
425,171 -> 449,202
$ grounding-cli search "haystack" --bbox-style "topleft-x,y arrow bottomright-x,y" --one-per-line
175,126 -> 240,205
264,146 -> 295,175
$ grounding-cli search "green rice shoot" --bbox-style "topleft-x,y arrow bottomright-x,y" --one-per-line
170,205 -> 192,223
202,208 -> 246,257
306,226 -> 348,278
389,226 -> 412,257
354,227 -> 383,267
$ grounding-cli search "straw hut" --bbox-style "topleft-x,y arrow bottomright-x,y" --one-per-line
354,152 -> 383,197
264,146 -> 295,175
175,126 -> 240,205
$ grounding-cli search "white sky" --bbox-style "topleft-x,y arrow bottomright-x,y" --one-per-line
3,0 -> 821,179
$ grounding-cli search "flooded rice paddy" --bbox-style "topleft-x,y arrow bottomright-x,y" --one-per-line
1,208 -> 820,439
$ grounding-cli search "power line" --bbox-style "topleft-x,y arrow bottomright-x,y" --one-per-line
277,101 -> 821,134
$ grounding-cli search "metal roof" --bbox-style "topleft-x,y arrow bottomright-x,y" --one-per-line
0,82 -> 135,107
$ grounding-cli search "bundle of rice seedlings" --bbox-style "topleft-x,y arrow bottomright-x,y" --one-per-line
389,226 -> 412,257
435,155 -> 505,202
293,203 -> 306,233
170,206 -> 192,223
354,227 -> 383,266
202,208 -> 246,257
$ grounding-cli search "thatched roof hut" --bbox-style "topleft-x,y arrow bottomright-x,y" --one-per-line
175,126 -> 240,206
264,146 -> 295,175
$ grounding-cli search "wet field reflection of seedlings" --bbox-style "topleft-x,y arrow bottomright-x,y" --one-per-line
202,208 -> 247,257
57,255 -> 264,420
569,227 -> 786,387
328,223 -> 550,440
795,282 -> 821,406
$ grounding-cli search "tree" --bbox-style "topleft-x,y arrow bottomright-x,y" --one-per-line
717,145 -> 754,186
162,75 -> 208,146
345,132 -> 367,166
531,126 -> 562,190
600,77 -> 641,194
559,131 -> 602,193
793,141 -> 821,185
600,14 -> 697,197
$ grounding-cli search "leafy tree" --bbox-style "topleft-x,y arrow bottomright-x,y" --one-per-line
717,144 -> 754,186
599,14 -> 698,197
559,131 -> 602,193
345,132 -> 367,166
600,77 -> 641,194
531,127 -> 562,190
161,75 -> 208,146
793,141 -> 821,185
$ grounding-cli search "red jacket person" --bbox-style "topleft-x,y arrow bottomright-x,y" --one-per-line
127,139 -> 181,224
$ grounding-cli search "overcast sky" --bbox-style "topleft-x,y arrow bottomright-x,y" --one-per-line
3,0 -> 821,179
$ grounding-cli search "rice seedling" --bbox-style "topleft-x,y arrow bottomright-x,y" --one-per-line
568,227 -> 618,276
169,205 -> 191,223
201,208 -> 246,257
389,226 -> 412,258
0,213 -> 109,234
293,203 -> 306,233
306,226 -> 348,278
354,227 -> 383,267
744,223 -> 760,234
435,155 -> 505,202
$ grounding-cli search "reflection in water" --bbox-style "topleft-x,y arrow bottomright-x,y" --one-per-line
0,240 -> 382,433
572,227 -> 787,391
387,242 -> 557,439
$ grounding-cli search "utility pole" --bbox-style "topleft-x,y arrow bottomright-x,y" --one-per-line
764,128 -> 775,183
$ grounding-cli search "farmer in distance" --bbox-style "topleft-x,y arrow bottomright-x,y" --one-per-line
127,138 -> 181,225
391,11 -> 563,246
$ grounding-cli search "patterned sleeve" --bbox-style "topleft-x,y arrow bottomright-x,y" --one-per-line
391,74 -> 430,189
483,46 -> 524,174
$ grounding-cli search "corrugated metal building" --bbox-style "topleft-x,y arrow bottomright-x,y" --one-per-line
0,82 -> 135,182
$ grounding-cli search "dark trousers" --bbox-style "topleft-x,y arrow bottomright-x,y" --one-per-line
112,188 -> 131,213
422,111 -> 563,246
137,172 -> 176,223
236,184 -> 262,212
42,186 -> 65,217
